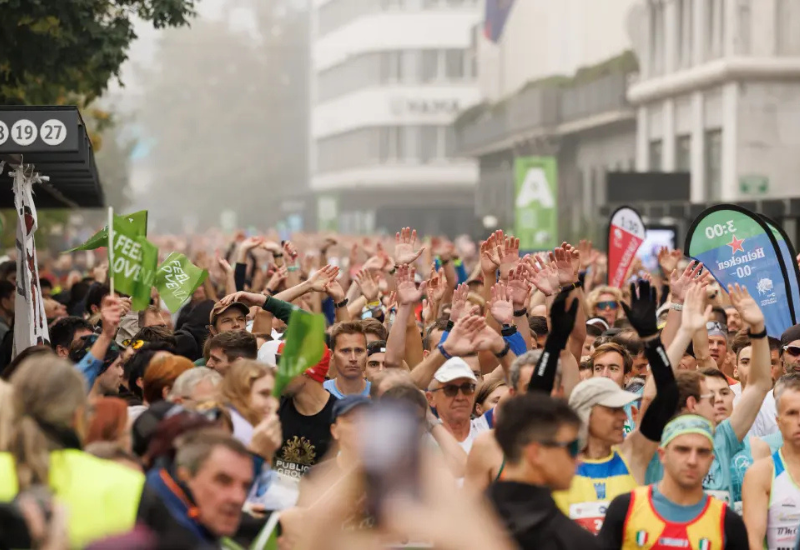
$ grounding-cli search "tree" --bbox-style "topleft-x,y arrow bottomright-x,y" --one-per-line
0,0 -> 196,105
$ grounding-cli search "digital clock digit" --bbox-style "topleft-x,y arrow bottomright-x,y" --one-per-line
705,221 -> 737,239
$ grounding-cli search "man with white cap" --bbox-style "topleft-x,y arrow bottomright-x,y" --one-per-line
599,414 -> 747,550
426,357 -> 482,453
553,280 -> 680,534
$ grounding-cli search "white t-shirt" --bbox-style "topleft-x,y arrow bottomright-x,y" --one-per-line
733,385 -> 778,439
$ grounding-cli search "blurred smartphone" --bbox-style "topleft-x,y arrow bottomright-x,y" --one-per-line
360,403 -> 421,525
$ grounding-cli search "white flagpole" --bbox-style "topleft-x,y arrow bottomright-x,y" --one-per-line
108,206 -> 114,296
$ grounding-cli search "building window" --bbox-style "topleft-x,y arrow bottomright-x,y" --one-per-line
676,135 -> 691,171
705,129 -> 722,199
677,0 -> 693,67
421,50 -> 439,82
444,50 -> 465,80
419,126 -> 439,163
380,127 -> 406,162
649,140 -> 663,171
380,52 -> 403,83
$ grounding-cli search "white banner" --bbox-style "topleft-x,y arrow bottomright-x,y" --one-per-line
12,166 -> 49,355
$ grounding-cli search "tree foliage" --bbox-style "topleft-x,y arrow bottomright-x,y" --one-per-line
0,0 -> 196,105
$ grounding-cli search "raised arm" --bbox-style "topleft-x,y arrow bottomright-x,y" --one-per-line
527,288 -> 579,395
727,283 -> 770,441
619,280 -> 679,484
409,315 -> 483,390
386,266 -> 426,369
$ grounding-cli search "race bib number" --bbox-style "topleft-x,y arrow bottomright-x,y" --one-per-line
569,501 -> 609,534
705,490 -> 731,504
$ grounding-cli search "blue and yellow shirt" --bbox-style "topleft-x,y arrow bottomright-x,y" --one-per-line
553,448 -> 637,534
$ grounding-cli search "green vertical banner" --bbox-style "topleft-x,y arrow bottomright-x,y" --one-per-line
514,157 -> 558,250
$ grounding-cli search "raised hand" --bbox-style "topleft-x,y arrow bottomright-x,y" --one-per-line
308,264 -> 340,293
218,256 -> 233,276
526,260 -> 560,296
363,253 -> 388,272
479,232 -> 502,274
562,242 -> 582,282
507,264 -> 532,309
499,235 -> 520,278
100,295 -> 122,336
621,280 -> 659,338
355,269 -> 380,302
579,239 -> 599,269
427,266 -> 447,305
549,246 -> 578,286
669,260 -> 711,302
260,240 -> 283,255
396,265 -> 427,306
449,283 -> 470,323
320,237 -> 338,253
265,266 -> 288,293
220,291 -> 266,308
728,283 -> 765,328
682,283 -> 713,333
658,247 -> 683,276
240,237 -> 263,253
441,314 -> 484,357
489,282 -> 514,326
395,227 -> 426,266
283,241 -> 299,262
473,321 -> 506,354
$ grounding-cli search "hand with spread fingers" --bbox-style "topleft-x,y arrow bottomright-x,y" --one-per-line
479,233 -> 502,275
526,261 -> 560,297
550,246 -> 578,286
507,264 -> 532,310
728,283 -> 765,329
355,269 -> 379,303
395,227 -> 426,266
441,314 -> 484,357
489,282 -> 514,326
669,260 -> 711,303
396,265 -> 427,305
621,279 -> 660,340
658,247 -> 683,277
499,235 -> 520,278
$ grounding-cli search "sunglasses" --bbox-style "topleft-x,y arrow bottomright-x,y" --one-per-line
784,345 -> 800,358
431,382 -> 476,398
121,339 -> 145,350
597,301 -> 618,311
706,321 -> 727,333
539,438 -> 581,459
699,392 -> 717,405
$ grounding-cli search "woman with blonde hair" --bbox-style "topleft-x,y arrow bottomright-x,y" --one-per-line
586,285 -> 624,327
0,355 -> 183,547
219,359 -> 278,446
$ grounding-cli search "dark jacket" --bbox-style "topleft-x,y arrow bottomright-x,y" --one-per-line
173,300 -> 214,361
487,481 -> 600,550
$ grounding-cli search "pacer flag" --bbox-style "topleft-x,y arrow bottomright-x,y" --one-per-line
685,205 -> 797,338
110,217 -> 158,311
273,310 -> 326,397
154,253 -> 208,313
608,206 -> 646,288
761,214 -> 800,321
67,210 -> 148,252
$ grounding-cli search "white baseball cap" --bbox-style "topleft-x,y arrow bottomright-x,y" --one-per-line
434,357 -> 478,384
257,340 -> 282,367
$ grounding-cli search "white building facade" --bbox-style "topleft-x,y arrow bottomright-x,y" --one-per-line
310,0 -> 482,235
628,0 -> 800,201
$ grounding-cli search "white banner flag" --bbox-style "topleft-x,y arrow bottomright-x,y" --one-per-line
12,166 -> 49,355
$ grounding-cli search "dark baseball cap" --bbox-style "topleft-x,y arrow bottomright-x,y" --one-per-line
209,301 -> 249,327
367,340 -> 387,357
332,395 -> 371,421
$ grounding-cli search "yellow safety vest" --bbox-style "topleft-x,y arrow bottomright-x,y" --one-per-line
621,485 -> 726,550
0,449 -> 145,548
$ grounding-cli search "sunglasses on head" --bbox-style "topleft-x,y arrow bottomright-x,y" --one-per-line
597,301 -> 618,311
121,339 -> 145,350
431,382 -> 476,398
539,438 -> 581,459
706,321 -> 727,333
784,345 -> 800,358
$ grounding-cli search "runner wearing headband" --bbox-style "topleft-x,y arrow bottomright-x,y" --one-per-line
599,414 -> 747,550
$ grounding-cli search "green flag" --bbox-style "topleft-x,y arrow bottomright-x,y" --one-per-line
273,310 -> 326,397
66,211 -> 148,252
109,217 -> 157,311
154,253 -> 208,313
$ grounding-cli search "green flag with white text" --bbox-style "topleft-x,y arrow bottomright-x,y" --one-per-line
155,253 -> 209,313
514,157 -> 558,251
273,310 -> 326,397
110,217 -> 157,311
67,211 -> 148,252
